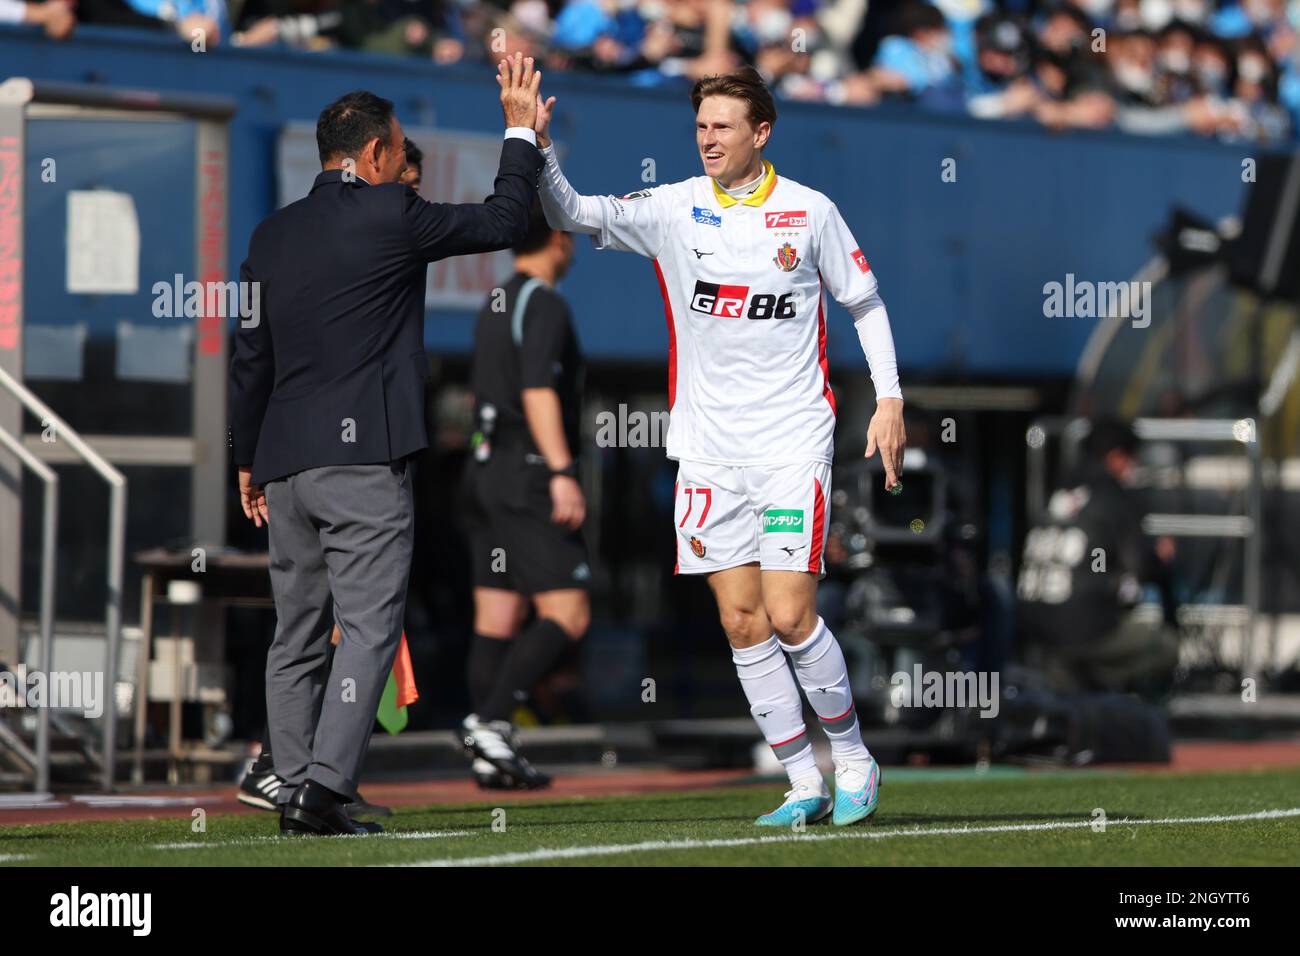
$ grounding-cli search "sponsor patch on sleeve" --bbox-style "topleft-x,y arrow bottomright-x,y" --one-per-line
851,249 -> 871,274
621,189 -> 652,201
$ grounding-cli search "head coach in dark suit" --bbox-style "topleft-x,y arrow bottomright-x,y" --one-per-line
229,54 -> 546,836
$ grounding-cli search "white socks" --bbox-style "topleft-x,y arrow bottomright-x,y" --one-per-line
731,636 -> 819,784
778,617 -> 872,765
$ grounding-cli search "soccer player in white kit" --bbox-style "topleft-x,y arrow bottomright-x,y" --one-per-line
535,66 -> 906,826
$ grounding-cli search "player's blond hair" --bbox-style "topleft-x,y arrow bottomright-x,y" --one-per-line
690,66 -> 778,134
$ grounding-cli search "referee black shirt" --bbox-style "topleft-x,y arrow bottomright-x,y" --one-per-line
470,271 -> 584,456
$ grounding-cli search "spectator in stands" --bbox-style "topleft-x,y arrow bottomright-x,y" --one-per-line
1227,33 -> 1292,139
1210,0 -> 1288,39
1109,30 -> 1163,106
633,0 -> 739,82
0,0 -> 74,37
870,1 -> 965,109
547,0 -> 647,73
227,1 -> 346,50
965,11 -> 1041,116
1154,19 -> 1199,104
1036,3 -> 1092,57
120,0 -> 228,43
332,0 -> 468,60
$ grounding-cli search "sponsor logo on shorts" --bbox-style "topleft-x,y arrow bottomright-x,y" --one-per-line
762,509 -> 805,533
692,206 -> 722,227
573,562 -> 591,581
764,210 -> 807,229
689,536 -> 706,558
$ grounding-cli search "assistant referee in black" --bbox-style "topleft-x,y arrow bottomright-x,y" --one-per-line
458,201 -> 589,789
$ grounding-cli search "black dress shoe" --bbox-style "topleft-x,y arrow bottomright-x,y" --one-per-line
344,791 -> 393,819
280,780 -> 383,836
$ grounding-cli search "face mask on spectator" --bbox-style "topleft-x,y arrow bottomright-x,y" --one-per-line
639,0 -> 669,22
1076,0 -> 1115,19
1115,60 -> 1156,93
1140,0 -> 1174,30
1115,5 -> 1143,30
1196,59 -> 1227,93
1243,0 -> 1276,25
512,0 -> 550,35
1159,47 -> 1191,73
756,8 -> 794,45
1237,55 -> 1269,83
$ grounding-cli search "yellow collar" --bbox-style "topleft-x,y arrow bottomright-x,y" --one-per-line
712,160 -> 777,208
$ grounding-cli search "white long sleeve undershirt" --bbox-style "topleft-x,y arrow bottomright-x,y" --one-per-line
537,142 -> 603,236
847,290 -> 902,401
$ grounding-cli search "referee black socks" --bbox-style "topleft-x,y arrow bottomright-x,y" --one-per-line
479,618 -> 572,723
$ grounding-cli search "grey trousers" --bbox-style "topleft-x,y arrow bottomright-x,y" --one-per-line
263,460 -> 414,802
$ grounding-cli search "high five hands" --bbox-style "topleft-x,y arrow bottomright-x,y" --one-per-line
497,52 -> 543,131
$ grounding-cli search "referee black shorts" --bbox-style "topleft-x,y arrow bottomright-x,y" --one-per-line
461,451 -> 591,595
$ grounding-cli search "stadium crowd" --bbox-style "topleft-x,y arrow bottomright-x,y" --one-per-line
2,0 -> 1296,141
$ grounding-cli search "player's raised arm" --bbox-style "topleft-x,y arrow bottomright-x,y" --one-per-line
816,202 -> 906,487
533,94 -> 670,258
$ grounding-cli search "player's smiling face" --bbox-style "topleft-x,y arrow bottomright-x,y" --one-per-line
696,96 -> 769,188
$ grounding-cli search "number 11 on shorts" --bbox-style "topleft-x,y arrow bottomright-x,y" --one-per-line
679,486 -> 712,528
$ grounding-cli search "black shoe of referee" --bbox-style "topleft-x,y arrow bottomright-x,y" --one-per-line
461,714 -> 552,790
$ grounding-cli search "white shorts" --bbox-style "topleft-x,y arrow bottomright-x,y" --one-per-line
672,459 -> 831,575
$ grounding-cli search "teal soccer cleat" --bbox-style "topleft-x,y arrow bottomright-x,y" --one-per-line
755,777 -> 832,827
832,756 -> 881,826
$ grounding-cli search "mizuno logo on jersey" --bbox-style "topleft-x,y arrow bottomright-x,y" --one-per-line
765,210 -> 807,229
690,281 -> 749,317
852,249 -> 871,274
692,207 -> 722,227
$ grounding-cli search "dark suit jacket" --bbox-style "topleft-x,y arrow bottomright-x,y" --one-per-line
230,136 -> 543,485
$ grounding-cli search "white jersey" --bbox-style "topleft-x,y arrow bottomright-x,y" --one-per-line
541,153 -> 899,465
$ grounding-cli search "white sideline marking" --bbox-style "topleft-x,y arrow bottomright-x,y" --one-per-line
152,829 -> 473,850
0,854 -> 33,863
397,807 -> 1300,867
74,796 -> 204,808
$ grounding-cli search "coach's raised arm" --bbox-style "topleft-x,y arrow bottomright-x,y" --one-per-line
404,53 -> 546,260
224,55 -> 546,838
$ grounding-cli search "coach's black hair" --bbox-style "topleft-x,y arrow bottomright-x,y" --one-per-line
316,90 -> 397,166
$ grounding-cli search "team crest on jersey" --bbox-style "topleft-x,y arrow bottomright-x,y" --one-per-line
773,242 -> 802,272
622,189 -> 651,201
851,249 -> 871,274
692,207 -> 722,227
689,536 -> 706,558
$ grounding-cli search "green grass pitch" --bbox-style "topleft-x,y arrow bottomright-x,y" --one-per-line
2,767 -> 1298,866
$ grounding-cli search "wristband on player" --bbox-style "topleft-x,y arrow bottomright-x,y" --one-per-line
550,463 -> 578,480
